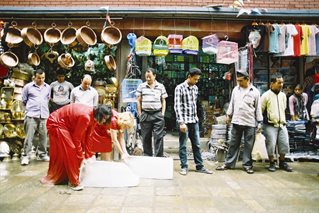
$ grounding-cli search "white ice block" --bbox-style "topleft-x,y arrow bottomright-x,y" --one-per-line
126,156 -> 174,180
81,161 -> 140,188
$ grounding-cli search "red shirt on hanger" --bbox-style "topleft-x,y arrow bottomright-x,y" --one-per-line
294,24 -> 303,56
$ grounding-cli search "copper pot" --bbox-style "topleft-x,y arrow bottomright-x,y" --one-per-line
104,55 -> 117,71
58,53 -> 75,70
101,15 -> 122,46
5,21 -> 23,47
61,22 -> 78,47
76,22 -> 97,47
0,51 -> 19,68
21,23 -> 43,47
44,50 -> 59,63
44,23 -> 61,45
27,52 -> 40,66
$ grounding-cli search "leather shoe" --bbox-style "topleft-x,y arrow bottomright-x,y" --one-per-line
244,167 -> 254,174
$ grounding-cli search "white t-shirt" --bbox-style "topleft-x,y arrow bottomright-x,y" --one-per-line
308,25 -> 319,56
283,24 -> 298,56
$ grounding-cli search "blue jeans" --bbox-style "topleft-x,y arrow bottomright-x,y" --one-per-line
179,123 -> 203,170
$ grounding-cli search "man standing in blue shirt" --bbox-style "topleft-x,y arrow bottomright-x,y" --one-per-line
21,69 -> 51,165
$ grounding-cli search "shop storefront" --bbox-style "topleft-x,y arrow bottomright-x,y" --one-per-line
0,6 -> 319,158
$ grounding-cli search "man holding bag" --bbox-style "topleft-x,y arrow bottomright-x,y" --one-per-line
216,70 -> 263,174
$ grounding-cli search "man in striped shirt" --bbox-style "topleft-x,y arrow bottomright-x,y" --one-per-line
137,68 -> 168,157
174,68 -> 213,175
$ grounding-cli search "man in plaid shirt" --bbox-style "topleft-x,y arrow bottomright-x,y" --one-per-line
174,68 -> 213,176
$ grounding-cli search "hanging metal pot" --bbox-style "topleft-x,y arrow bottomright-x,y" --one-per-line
58,53 -> 75,70
61,22 -> 78,47
44,23 -> 61,45
101,15 -> 122,46
76,22 -> 97,47
44,50 -> 59,63
5,21 -> 23,47
21,22 -> 43,47
104,55 -> 116,71
27,52 -> 40,66
0,51 -> 19,68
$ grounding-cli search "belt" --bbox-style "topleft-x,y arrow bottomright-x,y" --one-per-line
143,110 -> 161,114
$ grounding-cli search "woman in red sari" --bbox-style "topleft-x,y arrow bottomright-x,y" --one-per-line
40,103 -> 112,191
90,111 -> 135,161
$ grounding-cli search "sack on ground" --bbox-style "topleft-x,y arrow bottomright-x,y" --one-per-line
252,132 -> 268,161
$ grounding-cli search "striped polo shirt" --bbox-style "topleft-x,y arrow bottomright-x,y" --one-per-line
136,81 -> 168,111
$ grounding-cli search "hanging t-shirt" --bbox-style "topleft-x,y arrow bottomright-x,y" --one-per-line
263,23 -> 273,52
316,26 -> 319,56
241,25 -> 266,52
308,25 -> 319,56
269,23 -> 281,53
278,24 -> 287,53
283,24 -> 298,56
293,24 -> 302,57
300,24 -> 311,56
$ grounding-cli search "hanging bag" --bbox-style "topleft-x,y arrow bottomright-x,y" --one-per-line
252,132 -> 268,161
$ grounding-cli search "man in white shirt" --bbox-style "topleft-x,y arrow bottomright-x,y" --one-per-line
70,74 -> 98,107
216,70 -> 263,174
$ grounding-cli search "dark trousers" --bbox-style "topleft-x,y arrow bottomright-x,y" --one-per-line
140,111 -> 165,157
225,124 -> 256,169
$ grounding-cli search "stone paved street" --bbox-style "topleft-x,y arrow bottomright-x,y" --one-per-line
0,133 -> 319,213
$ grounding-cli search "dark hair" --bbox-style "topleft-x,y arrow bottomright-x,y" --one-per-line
93,104 -> 113,124
146,68 -> 156,75
294,84 -> 303,90
188,68 -> 202,77
270,73 -> 283,83
34,69 -> 44,76
56,68 -> 66,76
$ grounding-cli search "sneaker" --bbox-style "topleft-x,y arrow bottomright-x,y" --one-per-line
179,168 -> 188,175
21,156 -> 29,166
37,155 -> 50,162
268,162 -> 276,172
279,161 -> 292,172
196,167 -> 213,174
69,183 -> 84,191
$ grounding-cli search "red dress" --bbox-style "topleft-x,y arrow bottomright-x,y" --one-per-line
41,103 -> 95,186
89,110 -> 119,153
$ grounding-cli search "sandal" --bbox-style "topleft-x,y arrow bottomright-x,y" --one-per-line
215,165 -> 230,171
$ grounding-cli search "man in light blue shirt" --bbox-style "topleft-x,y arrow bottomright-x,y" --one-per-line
21,69 -> 51,165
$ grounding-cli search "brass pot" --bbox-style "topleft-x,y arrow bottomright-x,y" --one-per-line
44,50 -> 59,63
76,23 -> 97,47
11,70 -> 30,81
61,23 -> 77,47
44,23 -> 61,45
58,53 -> 75,70
27,52 -> 40,66
21,23 -> 43,47
0,51 -> 19,68
5,21 -> 23,47
101,26 -> 122,46
104,55 -> 116,71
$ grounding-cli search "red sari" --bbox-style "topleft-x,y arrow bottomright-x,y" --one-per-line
41,103 -> 95,186
89,110 -> 119,153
